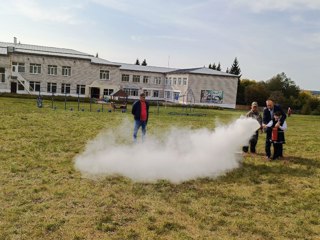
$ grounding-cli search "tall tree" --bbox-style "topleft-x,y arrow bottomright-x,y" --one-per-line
226,67 -> 229,73
212,63 -> 217,70
216,62 -> 221,71
141,59 -> 147,66
135,59 -> 140,65
208,63 -> 212,69
229,57 -> 241,75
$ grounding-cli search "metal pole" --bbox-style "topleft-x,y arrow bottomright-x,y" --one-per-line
51,92 -> 54,109
78,93 -> 80,111
64,92 -> 67,110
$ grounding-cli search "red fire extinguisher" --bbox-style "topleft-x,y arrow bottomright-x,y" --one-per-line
272,127 -> 278,141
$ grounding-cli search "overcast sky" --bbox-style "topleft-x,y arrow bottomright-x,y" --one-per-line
0,0 -> 319,90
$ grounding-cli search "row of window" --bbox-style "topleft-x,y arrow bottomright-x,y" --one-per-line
17,81 -> 112,96
16,80 -> 180,99
11,62 -> 110,80
123,88 -> 179,99
121,74 -> 187,86
165,77 -> 187,86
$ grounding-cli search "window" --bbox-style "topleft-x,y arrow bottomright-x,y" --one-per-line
30,63 -> 41,74
173,78 -> 177,85
154,77 -> 161,85
165,78 -> 168,85
178,78 -> 182,85
169,77 -> 172,85
100,70 -> 110,80
183,78 -> 187,85
18,63 -> 25,73
124,88 -> 138,96
174,92 -> 180,101
18,81 -> 25,91
103,89 -> 114,96
143,90 -> 150,97
132,75 -> 140,83
76,85 -> 86,95
165,91 -> 171,99
61,83 -> 71,94
0,68 -> 5,82
153,90 -> 159,98
62,66 -> 71,76
47,82 -> 57,93
12,62 -> 25,73
122,74 -> 129,82
29,81 -> 40,92
48,65 -> 57,75
143,76 -> 149,84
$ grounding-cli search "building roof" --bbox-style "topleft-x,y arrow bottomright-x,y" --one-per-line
117,62 -> 176,73
0,41 -> 119,66
168,67 -> 238,77
0,40 -> 238,77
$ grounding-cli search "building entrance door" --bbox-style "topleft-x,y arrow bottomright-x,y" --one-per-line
11,82 -> 17,93
90,87 -> 100,99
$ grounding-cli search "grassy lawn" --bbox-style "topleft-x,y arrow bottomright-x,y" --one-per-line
0,97 -> 319,240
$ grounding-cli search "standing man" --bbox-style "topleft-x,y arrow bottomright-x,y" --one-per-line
262,99 -> 286,159
242,102 -> 262,154
132,92 -> 149,143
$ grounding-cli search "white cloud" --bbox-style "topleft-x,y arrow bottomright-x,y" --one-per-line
231,0 -> 320,12
7,0 -> 84,24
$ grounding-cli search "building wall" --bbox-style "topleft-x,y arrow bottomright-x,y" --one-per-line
119,70 -> 166,99
0,55 -> 11,92
4,53 -> 121,96
188,74 -> 238,108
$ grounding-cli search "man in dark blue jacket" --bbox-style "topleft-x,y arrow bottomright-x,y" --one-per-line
262,99 -> 287,159
132,93 -> 149,142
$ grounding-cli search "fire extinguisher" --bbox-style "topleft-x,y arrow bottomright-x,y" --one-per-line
272,127 -> 278,141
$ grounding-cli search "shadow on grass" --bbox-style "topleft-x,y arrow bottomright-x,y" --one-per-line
217,155 -> 318,184
289,156 -> 320,168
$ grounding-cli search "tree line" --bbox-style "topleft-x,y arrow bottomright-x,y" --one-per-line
208,57 -> 319,115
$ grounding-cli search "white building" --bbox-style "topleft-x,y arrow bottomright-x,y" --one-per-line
0,39 -> 239,108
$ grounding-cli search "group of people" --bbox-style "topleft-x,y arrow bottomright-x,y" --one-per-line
131,93 -> 288,160
243,99 -> 287,160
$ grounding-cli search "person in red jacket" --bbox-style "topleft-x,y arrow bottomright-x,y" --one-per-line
132,93 -> 149,143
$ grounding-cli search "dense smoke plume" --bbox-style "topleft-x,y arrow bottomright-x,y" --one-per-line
74,117 -> 259,183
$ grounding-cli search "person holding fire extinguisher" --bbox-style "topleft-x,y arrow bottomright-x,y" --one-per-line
262,99 -> 287,160
265,111 -> 287,160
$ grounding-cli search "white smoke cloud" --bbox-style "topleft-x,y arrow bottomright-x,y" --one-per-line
74,117 -> 259,183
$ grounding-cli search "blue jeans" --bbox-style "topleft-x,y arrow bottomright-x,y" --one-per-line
133,120 -> 147,142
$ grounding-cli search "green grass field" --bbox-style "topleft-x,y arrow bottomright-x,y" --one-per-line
0,97 -> 319,240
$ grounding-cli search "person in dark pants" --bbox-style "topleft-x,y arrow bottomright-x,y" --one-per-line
132,92 -> 149,143
262,99 -> 286,159
266,111 -> 287,160
242,102 -> 262,154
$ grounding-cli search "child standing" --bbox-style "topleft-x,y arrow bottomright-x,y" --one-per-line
266,111 -> 287,160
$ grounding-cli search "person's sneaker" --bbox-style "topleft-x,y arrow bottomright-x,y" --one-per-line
265,156 -> 271,161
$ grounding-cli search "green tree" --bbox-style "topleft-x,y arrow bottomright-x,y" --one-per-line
141,59 -> 147,66
229,57 -> 241,75
135,59 -> 140,65
208,63 -> 212,69
266,72 -> 299,98
216,62 -> 221,71
237,79 -> 255,105
244,81 -> 269,106
212,63 -> 217,70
